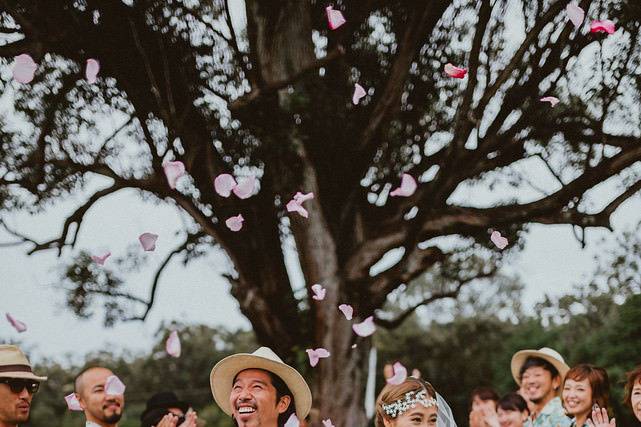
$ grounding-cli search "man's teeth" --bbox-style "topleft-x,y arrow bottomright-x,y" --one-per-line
238,407 -> 256,414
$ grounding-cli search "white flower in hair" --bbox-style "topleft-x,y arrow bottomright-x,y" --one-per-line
382,389 -> 437,418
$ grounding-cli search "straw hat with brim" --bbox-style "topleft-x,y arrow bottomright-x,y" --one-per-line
210,347 -> 312,419
511,347 -> 569,385
0,345 -> 47,381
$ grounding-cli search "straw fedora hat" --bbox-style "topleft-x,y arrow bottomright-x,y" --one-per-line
511,347 -> 569,385
210,347 -> 312,419
0,345 -> 47,381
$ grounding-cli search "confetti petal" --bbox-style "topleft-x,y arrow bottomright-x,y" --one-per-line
104,375 -> 126,396
490,230 -> 508,249
390,174 -> 417,197
325,6 -> 346,30
293,192 -> 314,204
163,161 -> 186,189
225,214 -> 244,232
322,420 -> 335,427
286,200 -> 309,218
91,252 -> 111,265
540,96 -> 560,107
566,3 -> 585,29
139,233 -> 159,251
352,83 -> 366,105
444,63 -> 467,79
352,316 -> 376,337
232,176 -> 256,199
386,361 -> 408,385
590,20 -> 615,34
65,393 -> 83,411
165,330 -> 181,358
311,284 -> 326,301
5,313 -> 27,333
214,174 -> 237,197
306,348 -> 331,367
85,59 -> 100,83
12,54 -> 37,84
338,304 -> 353,320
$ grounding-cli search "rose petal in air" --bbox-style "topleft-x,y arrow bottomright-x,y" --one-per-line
284,413 -> 300,427
490,230 -> 509,249
85,59 -> 100,83
566,3 -> 585,29
352,316 -> 376,337
306,348 -> 331,367
225,214 -> 244,232
65,393 -> 83,411
390,174 -> 417,197
286,199 -> 309,218
386,361 -> 408,385
311,284 -> 326,301
5,313 -> 27,333
214,174 -> 237,197
352,83 -> 366,105
163,161 -> 186,189
104,375 -> 126,396
91,252 -> 111,265
540,96 -> 560,107
325,6 -> 346,30
139,233 -> 158,251
590,20 -> 615,34
12,54 -> 37,84
444,63 -> 467,79
322,420 -> 335,427
338,304 -> 353,320
293,192 -> 314,204
232,176 -> 256,199
166,330 -> 181,358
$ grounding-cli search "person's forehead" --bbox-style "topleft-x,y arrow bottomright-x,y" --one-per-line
235,369 -> 273,383
405,405 -> 437,417
565,377 -> 589,385
523,366 -> 547,374
84,368 -> 114,386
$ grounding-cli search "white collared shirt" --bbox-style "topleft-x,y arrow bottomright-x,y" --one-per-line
86,422 -> 105,427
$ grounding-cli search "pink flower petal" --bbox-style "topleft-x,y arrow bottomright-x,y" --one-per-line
352,83 -> 366,105
311,284 -> 326,301
386,361 -> 408,385
444,63 -> 467,79
566,3 -> 585,29
293,191 -> 314,204
5,313 -> 27,333
490,230 -> 508,249
104,375 -> 126,396
540,96 -> 560,107
286,199 -> 309,218
225,214 -> 244,232
322,420 -> 335,427
214,174 -> 237,197
165,330 -> 181,358
91,252 -> 111,265
325,6 -> 346,30
163,161 -> 186,189
590,20 -> 615,34
65,393 -> 83,411
390,173 -> 417,197
85,59 -> 100,83
284,414 -> 300,427
139,233 -> 158,251
12,54 -> 37,84
232,176 -> 256,199
338,304 -> 353,320
306,348 -> 331,367
352,316 -> 376,337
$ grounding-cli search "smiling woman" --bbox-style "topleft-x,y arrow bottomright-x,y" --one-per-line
561,364 -> 611,427
624,366 -> 641,423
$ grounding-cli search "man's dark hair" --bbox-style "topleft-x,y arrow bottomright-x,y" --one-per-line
232,369 -> 296,427
497,392 -> 529,414
519,357 -> 560,380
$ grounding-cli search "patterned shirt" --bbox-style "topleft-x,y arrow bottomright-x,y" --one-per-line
529,397 -> 571,427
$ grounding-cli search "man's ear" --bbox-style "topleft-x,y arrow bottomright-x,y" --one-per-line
277,395 -> 292,414
552,375 -> 561,390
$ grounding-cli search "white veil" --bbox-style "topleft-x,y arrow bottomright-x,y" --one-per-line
436,392 -> 458,427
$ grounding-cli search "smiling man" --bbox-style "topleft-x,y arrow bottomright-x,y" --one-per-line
0,345 -> 47,427
74,367 -> 124,427
210,347 -> 312,427
511,347 -> 571,427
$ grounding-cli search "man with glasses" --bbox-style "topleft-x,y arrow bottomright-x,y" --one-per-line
0,345 -> 47,427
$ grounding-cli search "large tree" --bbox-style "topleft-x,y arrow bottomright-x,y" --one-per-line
1,0 -> 640,424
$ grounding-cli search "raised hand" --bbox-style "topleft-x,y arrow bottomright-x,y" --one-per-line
586,406 -> 615,427
178,410 -> 198,427
155,413 -> 179,427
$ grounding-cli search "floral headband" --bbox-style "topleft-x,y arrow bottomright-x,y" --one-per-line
381,389 -> 438,418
